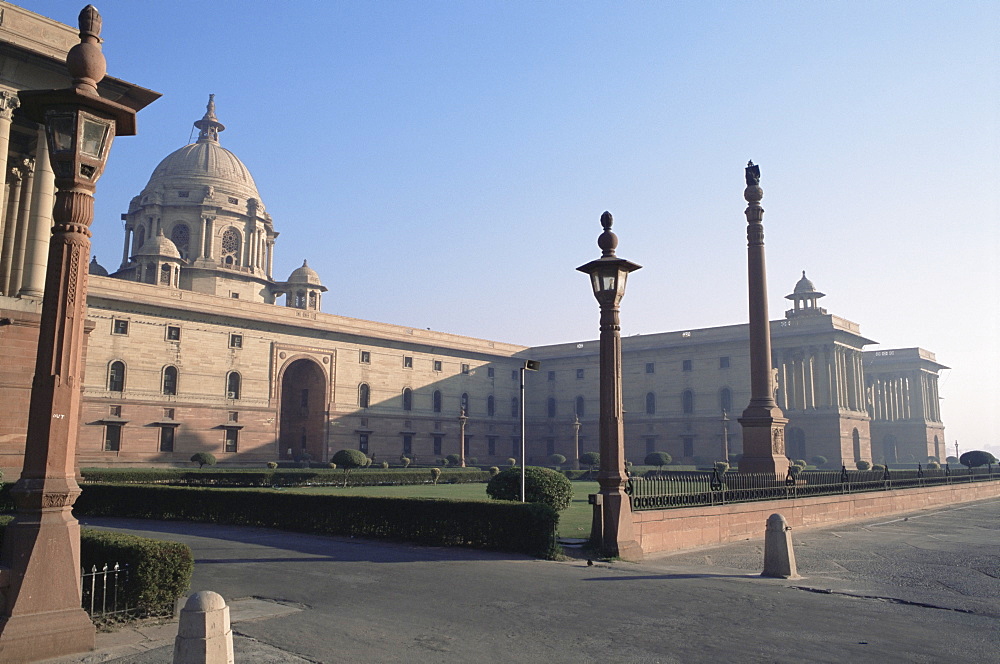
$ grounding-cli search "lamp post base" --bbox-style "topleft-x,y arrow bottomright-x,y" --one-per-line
0,608 -> 95,662
598,489 -> 643,561
738,411 -> 790,476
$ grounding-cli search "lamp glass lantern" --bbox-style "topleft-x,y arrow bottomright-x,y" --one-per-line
42,107 -> 116,184
579,257 -> 640,307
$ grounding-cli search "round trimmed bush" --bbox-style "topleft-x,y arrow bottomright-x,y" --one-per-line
856,460 -> 872,470
872,464 -> 886,473
809,455 -> 828,467
381,461 -> 390,469
549,454 -> 566,467
331,449 -> 367,469
580,452 -> 600,470
445,453 -> 461,467
926,461 -> 941,470
489,466 -> 500,477
946,456 -> 959,465
506,457 -> 517,467
266,461 -> 278,469
430,468 -> 442,484
486,466 -> 573,511
714,461 -> 730,474
190,452 -> 216,469
645,452 -> 672,469
959,450 -> 997,468
400,456 -> 412,468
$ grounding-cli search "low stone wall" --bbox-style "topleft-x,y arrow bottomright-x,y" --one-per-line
633,480 -> 1000,555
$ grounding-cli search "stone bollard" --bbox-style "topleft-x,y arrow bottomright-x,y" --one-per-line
761,513 -> 800,579
173,591 -> 235,664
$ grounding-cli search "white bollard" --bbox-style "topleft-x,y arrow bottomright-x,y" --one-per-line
173,591 -> 235,664
761,513 -> 800,579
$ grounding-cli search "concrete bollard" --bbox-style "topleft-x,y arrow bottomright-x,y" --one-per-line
173,591 -> 235,664
761,513 -> 800,579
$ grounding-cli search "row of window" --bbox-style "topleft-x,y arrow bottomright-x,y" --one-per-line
104,424 -> 238,454
358,433 -> 519,458
543,358 -> 733,382
544,388 -> 734,418
359,351 -> 513,379
107,361 -> 243,399
358,384 -> 518,417
111,319 -> 243,348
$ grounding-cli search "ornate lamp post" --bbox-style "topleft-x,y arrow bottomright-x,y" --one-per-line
0,7 -> 146,660
737,161 -> 789,476
458,408 -> 468,468
721,410 -> 730,464
572,414 -> 582,470
577,211 -> 643,560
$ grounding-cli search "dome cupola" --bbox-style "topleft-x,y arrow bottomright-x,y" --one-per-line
275,260 -> 327,311
785,270 -> 827,318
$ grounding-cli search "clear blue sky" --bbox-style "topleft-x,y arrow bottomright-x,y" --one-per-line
26,1 -> 1000,456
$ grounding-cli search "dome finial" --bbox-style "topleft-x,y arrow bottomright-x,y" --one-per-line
194,94 -> 226,143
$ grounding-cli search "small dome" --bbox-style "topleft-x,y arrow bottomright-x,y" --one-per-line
793,270 -> 816,294
89,256 -> 109,276
286,260 -> 323,286
135,229 -> 181,259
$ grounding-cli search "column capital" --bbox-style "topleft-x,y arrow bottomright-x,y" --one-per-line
0,90 -> 19,120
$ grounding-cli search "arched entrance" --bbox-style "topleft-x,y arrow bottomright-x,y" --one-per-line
279,358 -> 327,462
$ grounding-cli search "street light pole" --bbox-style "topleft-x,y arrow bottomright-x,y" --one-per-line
577,211 -> 643,561
572,414 -> 582,470
0,7 -> 150,660
519,359 -> 539,502
721,410 -> 730,464
458,408 -> 468,468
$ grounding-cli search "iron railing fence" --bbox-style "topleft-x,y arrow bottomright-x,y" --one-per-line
81,562 -> 134,621
628,465 -> 1000,511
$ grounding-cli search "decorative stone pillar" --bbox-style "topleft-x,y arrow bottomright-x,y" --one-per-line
0,166 -> 24,294
19,127 -> 57,298
7,158 -> 35,296
737,162 -> 788,477
0,91 -> 20,232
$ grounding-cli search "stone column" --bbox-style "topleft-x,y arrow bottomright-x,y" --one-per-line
7,158 -> 35,296
737,162 -> 788,476
0,166 -> 24,294
19,127 -> 57,298
0,91 -> 20,234
120,225 -> 132,268
266,238 -> 274,278
204,216 -> 214,259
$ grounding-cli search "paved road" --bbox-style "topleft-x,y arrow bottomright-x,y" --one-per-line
44,498 -> 1000,663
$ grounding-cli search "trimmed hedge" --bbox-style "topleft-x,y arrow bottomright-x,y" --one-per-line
80,467 -> 492,487
74,485 -> 560,559
0,516 -> 192,618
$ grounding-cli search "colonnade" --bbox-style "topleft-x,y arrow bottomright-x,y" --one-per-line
775,344 -> 866,413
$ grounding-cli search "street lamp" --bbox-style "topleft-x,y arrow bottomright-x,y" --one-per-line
577,211 -> 643,560
721,410 -> 730,464
0,7 -> 150,660
519,359 -> 539,502
458,408 -> 468,468
572,414 -> 582,470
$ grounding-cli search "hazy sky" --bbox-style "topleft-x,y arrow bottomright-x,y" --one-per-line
26,1 -> 999,456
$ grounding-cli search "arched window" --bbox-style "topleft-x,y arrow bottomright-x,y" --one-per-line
227,372 -> 241,400
308,291 -> 318,310
402,388 -> 413,411
487,395 -> 495,417
433,390 -> 442,413
460,393 -> 469,414
163,366 -> 178,396
719,387 -> 732,414
145,262 -> 156,284
511,397 -> 519,418
159,264 -> 172,285
576,396 -> 585,417
853,428 -> 862,461
134,225 -> 146,255
359,383 -> 370,408
645,392 -> 656,415
170,224 -> 190,260
108,361 -> 125,392
294,291 -> 306,308
682,390 -> 694,414
221,227 -> 241,266
547,397 -> 557,418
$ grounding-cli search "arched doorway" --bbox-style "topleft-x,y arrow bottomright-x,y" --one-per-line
279,359 -> 327,462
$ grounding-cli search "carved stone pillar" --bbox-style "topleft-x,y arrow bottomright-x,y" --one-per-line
0,166 -> 24,294
7,159 -> 35,296
19,127 -> 57,298
0,91 -> 20,233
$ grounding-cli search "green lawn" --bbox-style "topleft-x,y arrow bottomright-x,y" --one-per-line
287,481 -> 599,539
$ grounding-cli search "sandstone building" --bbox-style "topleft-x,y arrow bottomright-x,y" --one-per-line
0,3 -> 946,477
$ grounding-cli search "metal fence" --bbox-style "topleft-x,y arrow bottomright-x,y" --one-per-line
81,562 -> 132,620
627,465 -> 1000,511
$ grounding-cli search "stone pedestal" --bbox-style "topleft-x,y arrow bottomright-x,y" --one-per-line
762,513 -> 800,579
739,406 -> 790,476
173,591 -> 234,664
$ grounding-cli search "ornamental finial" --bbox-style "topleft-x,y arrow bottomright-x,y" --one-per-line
597,210 -> 618,257
194,94 -> 226,142
66,5 -> 106,94
745,160 -> 760,186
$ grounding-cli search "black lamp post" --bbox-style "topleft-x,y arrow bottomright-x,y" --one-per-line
577,211 -> 643,560
458,408 -> 468,468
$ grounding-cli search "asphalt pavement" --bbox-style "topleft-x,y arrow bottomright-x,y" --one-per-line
40,498 -> 1000,663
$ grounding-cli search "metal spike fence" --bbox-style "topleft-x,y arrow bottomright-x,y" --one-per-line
81,562 -> 133,620
627,465 -> 1000,511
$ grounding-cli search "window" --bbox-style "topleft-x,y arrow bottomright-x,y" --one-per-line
646,362 -> 655,374
487,367 -> 495,378
461,363 -> 470,375
460,393 -> 469,413
402,388 -> 413,411
575,396 -> 585,417
683,436 -> 694,457
226,372 -> 241,400
547,397 -> 556,418
576,369 -> 584,380
110,405 -> 122,417
403,434 -> 413,456
159,426 -> 175,452
294,291 -> 306,308
112,319 -> 129,335
433,435 -> 443,455
162,366 -> 178,396
682,359 -> 693,371
720,388 -> 732,413
224,428 -> 238,453
228,411 -> 239,423
646,392 -> 656,415
359,383 -> 370,408
359,433 -> 369,453
511,398 -> 519,418
163,407 -> 175,419
228,196 -> 239,205
104,424 -> 122,452
720,356 -> 731,369
108,361 -> 125,392
221,227 -> 241,266
487,395 -> 495,417
488,437 -> 497,456
360,350 -> 371,364
434,360 -> 442,372
403,356 -> 413,369
230,293 -> 240,299
433,390 -> 442,413
177,191 -> 189,198
159,264 -> 172,285
682,390 -> 694,414
166,325 -> 181,341
547,371 -> 556,381
229,334 -> 243,349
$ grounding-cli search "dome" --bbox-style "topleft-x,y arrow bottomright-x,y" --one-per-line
286,260 -> 324,287
89,256 -> 109,277
135,229 -> 181,259
793,270 -> 818,294
141,96 -> 261,203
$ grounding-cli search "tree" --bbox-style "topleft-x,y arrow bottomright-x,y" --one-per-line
959,450 -> 997,468
445,453 -> 461,467
809,455 -> 828,467
506,457 -> 517,467
486,467 -> 573,511
331,449 -> 368,486
946,456 -> 959,465
190,452 -> 216,469
430,468 -> 442,485
580,452 -> 600,472
714,461 -> 730,474
400,456 -> 411,468
644,452 -> 671,470
548,453 -> 566,469
856,460 -> 872,471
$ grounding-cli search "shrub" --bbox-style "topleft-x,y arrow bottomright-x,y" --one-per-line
644,452 -> 672,469
489,466 -> 500,477
872,464 -> 886,473
380,461 -> 389,469
507,457 -> 517,467
788,465 -> 802,477
856,460 -> 872,470
960,450 -> 997,468
400,456 -> 411,468
266,461 -> 278,469
467,458 -> 478,466
810,456 -> 828,467
714,461 -> 730,474
926,461 -> 941,470
946,456 -> 959,465
928,456 -> 940,463
329,463 -> 337,469
430,468 -> 442,484
548,454 -> 566,469
331,449 -> 369,486
486,467 -> 573,511
793,459 -> 807,469
579,452 -> 600,471
445,454 -> 461,467
190,452 -> 216,469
